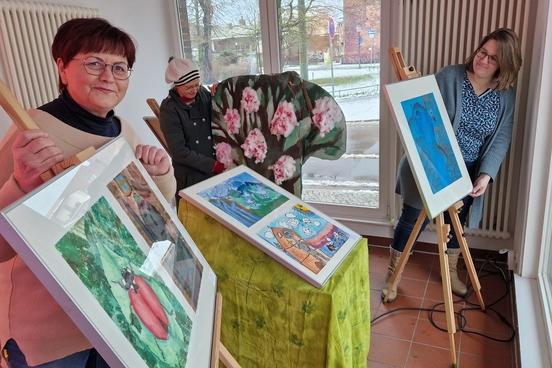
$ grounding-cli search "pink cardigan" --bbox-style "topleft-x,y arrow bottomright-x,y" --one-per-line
0,110 -> 176,366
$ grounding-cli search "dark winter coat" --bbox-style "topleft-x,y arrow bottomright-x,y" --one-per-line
160,87 -> 216,194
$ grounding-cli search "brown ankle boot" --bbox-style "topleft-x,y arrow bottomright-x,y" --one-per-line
447,248 -> 468,297
381,248 -> 402,303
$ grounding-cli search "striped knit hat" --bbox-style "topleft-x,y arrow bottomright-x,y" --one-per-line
165,56 -> 200,86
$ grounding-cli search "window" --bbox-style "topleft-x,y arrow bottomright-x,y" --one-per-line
175,0 -> 263,83
172,0 -> 389,228
277,0 -> 381,208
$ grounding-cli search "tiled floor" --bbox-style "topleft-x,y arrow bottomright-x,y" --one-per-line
368,244 -> 517,368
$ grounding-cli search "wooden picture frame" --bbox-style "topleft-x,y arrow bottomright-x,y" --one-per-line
0,138 -> 217,368
384,75 -> 473,218
180,166 -> 362,288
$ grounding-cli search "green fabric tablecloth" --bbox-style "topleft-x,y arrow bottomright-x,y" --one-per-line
178,201 -> 370,368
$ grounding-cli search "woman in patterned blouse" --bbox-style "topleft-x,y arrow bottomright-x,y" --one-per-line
382,28 -> 522,303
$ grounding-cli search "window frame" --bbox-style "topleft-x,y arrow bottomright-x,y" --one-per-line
170,0 -> 397,232
538,156 -> 552,363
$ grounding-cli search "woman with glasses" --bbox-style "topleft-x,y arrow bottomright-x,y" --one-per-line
0,18 -> 175,367
382,28 -> 522,303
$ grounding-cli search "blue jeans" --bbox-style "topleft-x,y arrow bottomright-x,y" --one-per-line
2,339 -> 109,368
392,162 -> 477,252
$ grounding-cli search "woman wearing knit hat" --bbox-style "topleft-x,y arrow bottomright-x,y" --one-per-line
159,57 -> 224,201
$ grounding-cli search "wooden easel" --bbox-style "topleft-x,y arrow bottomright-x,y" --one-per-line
0,80 -> 95,181
385,48 -> 486,368
210,292 -> 240,368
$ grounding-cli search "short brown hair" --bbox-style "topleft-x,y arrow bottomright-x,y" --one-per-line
465,28 -> 522,91
52,18 -> 136,91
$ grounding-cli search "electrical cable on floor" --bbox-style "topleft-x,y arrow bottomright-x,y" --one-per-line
370,254 -> 516,343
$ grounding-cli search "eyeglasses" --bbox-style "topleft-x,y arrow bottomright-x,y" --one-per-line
180,81 -> 201,92
74,57 -> 132,80
476,48 -> 498,66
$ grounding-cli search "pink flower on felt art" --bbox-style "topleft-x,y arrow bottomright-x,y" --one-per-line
223,108 -> 241,134
241,128 -> 267,164
215,142 -> 233,169
270,100 -> 297,138
270,155 -> 296,185
311,96 -> 342,137
241,87 -> 260,113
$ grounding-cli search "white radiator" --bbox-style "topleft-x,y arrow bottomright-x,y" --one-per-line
396,0 -> 533,239
0,1 -> 98,109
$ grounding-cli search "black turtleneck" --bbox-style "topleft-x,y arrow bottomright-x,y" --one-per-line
38,90 -> 121,137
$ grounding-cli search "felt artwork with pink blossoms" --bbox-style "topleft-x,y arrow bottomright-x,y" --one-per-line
211,71 -> 347,196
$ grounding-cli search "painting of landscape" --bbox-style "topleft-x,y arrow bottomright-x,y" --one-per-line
198,171 -> 289,227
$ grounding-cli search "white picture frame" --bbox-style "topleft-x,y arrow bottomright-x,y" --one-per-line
180,165 -> 362,288
0,137 -> 217,368
384,75 -> 473,219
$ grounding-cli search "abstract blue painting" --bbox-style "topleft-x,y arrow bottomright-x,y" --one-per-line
401,93 -> 462,193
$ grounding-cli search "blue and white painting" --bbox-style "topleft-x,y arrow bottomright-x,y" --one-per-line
401,93 -> 462,193
198,172 -> 288,227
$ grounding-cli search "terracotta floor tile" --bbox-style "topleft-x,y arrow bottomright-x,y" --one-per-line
378,295 -> 424,319
460,331 -> 513,360
423,281 -> 448,301
419,298 -> 466,327
412,319 -> 461,350
405,343 -> 455,368
371,289 -> 382,312
406,251 -> 437,266
396,278 -> 427,299
401,261 -> 433,281
459,351 -> 514,368
461,308 -> 514,337
372,313 -> 418,340
371,272 -> 387,291
368,333 -> 410,367
370,248 -> 392,274
367,248 -> 516,368
367,360 -> 398,368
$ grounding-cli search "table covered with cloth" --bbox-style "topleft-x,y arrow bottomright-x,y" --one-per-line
178,200 -> 370,367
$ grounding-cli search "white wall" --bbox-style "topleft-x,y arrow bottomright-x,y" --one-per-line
0,0 -> 179,142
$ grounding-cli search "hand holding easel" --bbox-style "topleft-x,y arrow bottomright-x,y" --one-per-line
0,80 -> 95,188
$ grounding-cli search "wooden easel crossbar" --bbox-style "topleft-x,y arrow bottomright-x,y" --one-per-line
385,48 -> 485,368
0,79 -> 95,181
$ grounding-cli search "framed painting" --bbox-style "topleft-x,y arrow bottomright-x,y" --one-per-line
180,166 -> 362,288
0,138 -> 217,368
384,75 -> 473,218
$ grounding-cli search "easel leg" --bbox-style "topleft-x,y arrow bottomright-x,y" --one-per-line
436,215 -> 458,368
448,204 -> 486,310
382,211 -> 426,303
211,292 -> 241,368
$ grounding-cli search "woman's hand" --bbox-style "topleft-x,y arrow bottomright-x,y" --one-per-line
209,83 -> 218,96
12,130 -> 63,193
470,173 -> 491,197
135,144 -> 171,176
